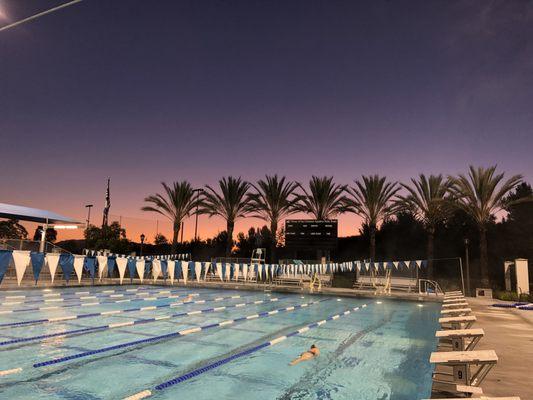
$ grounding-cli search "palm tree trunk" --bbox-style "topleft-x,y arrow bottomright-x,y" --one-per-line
427,227 -> 435,280
226,220 -> 234,258
171,222 -> 180,254
270,221 -> 278,263
369,224 -> 376,261
479,225 -> 490,287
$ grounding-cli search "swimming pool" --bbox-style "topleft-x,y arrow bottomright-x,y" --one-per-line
0,286 -> 440,399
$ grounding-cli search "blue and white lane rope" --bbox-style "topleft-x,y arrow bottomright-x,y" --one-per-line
124,303 -> 369,400
0,289 -> 211,318
0,287 -> 196,307
0,286 -> 153,301
0,296 -> 286,347
0,292 -> 249,328
0,299 -> 326,377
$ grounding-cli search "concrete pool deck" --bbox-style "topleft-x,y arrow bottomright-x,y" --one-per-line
454,297 -> 533,400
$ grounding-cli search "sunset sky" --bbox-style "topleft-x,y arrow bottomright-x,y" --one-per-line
1,0 -> 532,243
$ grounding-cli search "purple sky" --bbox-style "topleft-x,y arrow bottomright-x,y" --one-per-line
0,0 -> 532,242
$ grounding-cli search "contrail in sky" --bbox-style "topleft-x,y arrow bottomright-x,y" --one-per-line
0,0 -> 83,33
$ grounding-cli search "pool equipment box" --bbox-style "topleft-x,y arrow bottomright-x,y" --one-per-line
284,219 -> 338,250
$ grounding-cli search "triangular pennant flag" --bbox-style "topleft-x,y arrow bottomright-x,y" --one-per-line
167,260 -> 175,284
403,260 -> 411,269
73,255 -> 85,284
30,252 -> 45,283
136,259 -> 145,283
97,256 -> 108,282
416,260 -> 422,269
127,258 -> 136,283
12,250 -> 30,286
242,263 -> 248,281
182,261 -> 189,284
216,263 -> 223,281
233,263 -> 240,281
393,261 -> 399,269
0,250 -> 12,284
84,257 -> 96,280
195,262 -> 202,282
152,259 -> 161,283
203,262 -> 210,280
59,254 -> 74,283
116,257 -> 128,285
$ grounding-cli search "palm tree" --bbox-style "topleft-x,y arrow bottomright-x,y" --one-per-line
142,181 -> 199,254
295,176 -> 348,220
246,175 -> 300,262
200,176 -> 251,257
346,175 -> 399,260
448,166 -> 522,287
397,174 -> 452,279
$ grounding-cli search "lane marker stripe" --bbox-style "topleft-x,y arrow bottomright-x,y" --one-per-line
139,303 -> 369,394
29,299 -> 326,370
0,296 -> 280,347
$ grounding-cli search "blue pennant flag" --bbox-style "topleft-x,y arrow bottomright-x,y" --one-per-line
84,257 -> 96,279
30,252 -> 45,283
0,250 -> 12,284
107,257 -> 116,278
127,258 -> 136,282
59,254 -> 75,283
161,260 -> 168,278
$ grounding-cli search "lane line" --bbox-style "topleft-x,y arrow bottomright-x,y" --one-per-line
0,297 -> 287,347
127,303 -> 369,398
0,292 -> 249,328
0,299 -> 329,376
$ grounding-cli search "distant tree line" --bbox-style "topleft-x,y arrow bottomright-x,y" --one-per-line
46,166 -> 532,289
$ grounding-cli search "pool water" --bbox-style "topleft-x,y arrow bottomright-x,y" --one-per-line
0,286 -> 440,399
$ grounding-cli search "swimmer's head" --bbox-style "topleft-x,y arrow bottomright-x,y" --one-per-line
311,344 -> 316,349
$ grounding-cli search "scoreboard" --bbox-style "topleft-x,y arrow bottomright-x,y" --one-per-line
284,219 -> 338,250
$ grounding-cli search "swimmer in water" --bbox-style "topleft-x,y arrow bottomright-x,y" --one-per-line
289,344 -> 320,366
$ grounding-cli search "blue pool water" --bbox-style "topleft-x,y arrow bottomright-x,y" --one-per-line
0,286 -> 440,399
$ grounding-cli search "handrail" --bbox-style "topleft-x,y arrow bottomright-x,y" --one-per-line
418,279 -> 444,295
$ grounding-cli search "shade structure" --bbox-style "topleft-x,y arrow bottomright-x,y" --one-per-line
0,203 -> 80,224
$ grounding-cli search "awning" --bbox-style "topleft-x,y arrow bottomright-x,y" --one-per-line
0,203 -> 80,224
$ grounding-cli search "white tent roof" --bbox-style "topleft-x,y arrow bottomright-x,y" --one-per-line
0,203 -> 80,224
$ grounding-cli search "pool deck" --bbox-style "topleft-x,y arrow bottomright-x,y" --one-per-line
454,297 -> 533,400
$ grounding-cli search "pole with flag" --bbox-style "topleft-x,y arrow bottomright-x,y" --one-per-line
102,178 -> 110,228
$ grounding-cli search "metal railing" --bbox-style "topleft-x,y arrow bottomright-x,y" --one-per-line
0,239 -> 71,254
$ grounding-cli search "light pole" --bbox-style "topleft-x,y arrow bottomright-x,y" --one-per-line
140,233 -> 145,257
464,238 -> 471,296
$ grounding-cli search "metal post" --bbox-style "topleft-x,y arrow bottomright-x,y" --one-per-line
39,218 -> 48,253
459,257 -> 466,296
465,239 -> 471,297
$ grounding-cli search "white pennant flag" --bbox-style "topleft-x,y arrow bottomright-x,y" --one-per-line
168,260 -> 175,284
45,253 -> 60,284
182,261 -> 189,284
393,261 -> 399,269
152,259 -> 161,283
97,256 -> 108,281
225,264 -> 231,281
73,255 -> 85,284
258,264 -> 262,281
12,250 -> 30,286
416,260 -> 422,269
116,257 -> 128,285
242,263 -> 248,281
195,262 -> 202,282
403,260 -> 411,269
216,263 -> 223,281
203,262 -> 210,280
233,263 -> 240,281
136,259 -> 145,283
